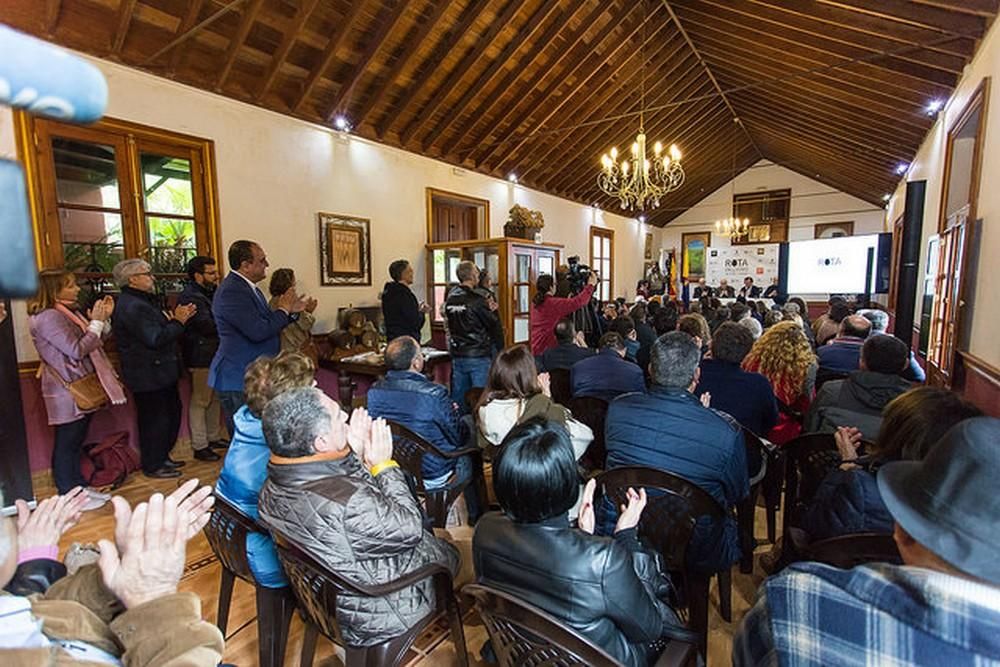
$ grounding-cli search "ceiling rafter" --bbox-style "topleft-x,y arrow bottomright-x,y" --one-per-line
111,0 -> 138,56
215,0 -> 264,90
256,0 -> 321,102
291,1 -> 371,114
820,0 -> 989,35
163,0 -> 207,74
44,0 -> 61,34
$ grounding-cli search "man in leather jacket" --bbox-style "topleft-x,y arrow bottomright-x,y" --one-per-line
444,261 -> 504,410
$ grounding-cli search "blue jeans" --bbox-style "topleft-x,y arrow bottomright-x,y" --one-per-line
450,356 -> 492,414
425,454 -> 482,523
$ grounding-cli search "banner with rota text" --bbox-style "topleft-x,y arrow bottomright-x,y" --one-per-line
706,244 -> 779,287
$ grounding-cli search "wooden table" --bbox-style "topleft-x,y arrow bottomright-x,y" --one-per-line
318,350 -> 451,409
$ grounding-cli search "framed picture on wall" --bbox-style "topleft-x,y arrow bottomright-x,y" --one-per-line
814,221 -> 854,239
681,232 -> 711,279
644,232 -> 654,260
319,212 -> 371,286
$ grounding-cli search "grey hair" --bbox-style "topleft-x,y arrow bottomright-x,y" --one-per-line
738,316 -> 763,340
859,308 -> 889,333
650,331 -> 701,389
112,258 -> 151,288
456,260 -> 478,283
262,387 -> 333,458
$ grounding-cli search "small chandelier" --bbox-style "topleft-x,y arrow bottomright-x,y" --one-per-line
716,216 -> 750,240
597,0 -> 684,212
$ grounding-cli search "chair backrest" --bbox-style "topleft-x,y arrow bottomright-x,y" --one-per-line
203,493 -> 266,583
387,420 -> 446,492
595,466 -> 724,572
463,584 -> 623,667
568,396 -> 609,468
789,528 -> 902,569
547,368 -> 572,406
783,432 -> 841,507
741,427 -> 770,486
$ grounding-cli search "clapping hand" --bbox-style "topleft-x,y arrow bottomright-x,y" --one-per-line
112,479 -> 214,555
364,418 -> 393,469
700,391 -> 711,408
172,303 -> 196,324
577,478 -> 597,535
88,296 -> 115,322
419,301 -> 432,314
347,407 -> 372,457
277,289 -> 309,314
614,487 -> 647,534
835,426 -> 863,462
538,372 -> 551,397
15,487 -> 89,558
304,296 -> 318,313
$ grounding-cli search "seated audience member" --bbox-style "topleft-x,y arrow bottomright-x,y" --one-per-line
709,305 -> 731,333
604,332 -> 748,574
739,276 -> 762,299
812,298 -> 851,347
717,278 -> 736,298
763,309 -> 784,330
787,296 -> 816,346
730,301 -> 750,322
735,417 -> 1000,666
799,388 -> 982,542
215,350 -> 316,588
599,301 -> 619,332
742,321 -> 817,445
610,316 -> 641,363
859,308 -> 925,382
536,318 -> 595,372
381,258 -> 429,343
0,481 -> 222,663
651,306 -> 679,337
696,323 -> 779,441
738,315 -> 763,340
677,312 -> 711,356
258,389 -> 459,647
474,418 -> 688,667
366,336 -> 481,521
804,335 -> 912,439
631,303 -> 657,371
572,332 -> 646,402
816,314 -> 872,375
692,277 -> 713,299
268,268 -> 319,362
477,345 -> 592,460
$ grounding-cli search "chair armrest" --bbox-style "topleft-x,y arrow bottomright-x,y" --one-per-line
653,640 -> 698,667
356,560 -> 455,597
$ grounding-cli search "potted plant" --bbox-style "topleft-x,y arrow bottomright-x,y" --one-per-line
504,204 -> 545,239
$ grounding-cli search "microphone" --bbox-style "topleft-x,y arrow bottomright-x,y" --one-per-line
0,24 -> 108,123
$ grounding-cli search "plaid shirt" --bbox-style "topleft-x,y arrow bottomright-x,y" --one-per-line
734,562 -> 1000,666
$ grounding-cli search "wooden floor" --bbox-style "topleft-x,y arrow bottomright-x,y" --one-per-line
46,439 -> 772,666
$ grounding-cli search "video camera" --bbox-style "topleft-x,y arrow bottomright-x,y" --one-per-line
566,255 -> 597,295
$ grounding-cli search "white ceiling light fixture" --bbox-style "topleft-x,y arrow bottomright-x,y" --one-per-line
926,99 -> 944,116
333,114 -> 351,132
895,162 -> 909,175
507,173 -> 518,183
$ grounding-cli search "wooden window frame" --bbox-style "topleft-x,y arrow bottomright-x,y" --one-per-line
732,188 -> 791,245
14,112 -> 222,286
425,188 -> 489,243
589,226 -> 614,302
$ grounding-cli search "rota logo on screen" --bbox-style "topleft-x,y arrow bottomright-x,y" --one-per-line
725,259 -> 749,268
817,256 -> 843,266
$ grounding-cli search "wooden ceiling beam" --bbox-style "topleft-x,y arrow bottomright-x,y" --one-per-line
818,0 -> 989,36
907,0 -> 998,17
421,0 -> 571,153
479,2 -> 652,171
291,1 -> 370,115
351,0 -> 452,131
667,0 -> 959,87
111,0 -> 138,56
321,0 -> 412,122
377,0 -> 492,138
256,0 -> 321,102
401,0 -> 535,148
44,0 -> 61,34
164,0 -> 207,74
468,2 -> 648,168
438,0 -> 596,158
215,0 -> 264,90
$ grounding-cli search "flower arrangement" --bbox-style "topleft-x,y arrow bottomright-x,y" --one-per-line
505,204 -> 545,238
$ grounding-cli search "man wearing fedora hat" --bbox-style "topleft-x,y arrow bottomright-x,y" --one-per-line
734,416 -> 1000,666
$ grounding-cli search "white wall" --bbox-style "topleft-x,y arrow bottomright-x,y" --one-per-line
2,53 -> 651,362
885,15 -> 1000,369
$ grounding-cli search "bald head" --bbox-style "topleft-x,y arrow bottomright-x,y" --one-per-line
385,336 -> 423,372
839,314 -> 872,339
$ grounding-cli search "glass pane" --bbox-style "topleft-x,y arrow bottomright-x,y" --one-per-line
433,250 -> 446,283
486,253 -> 500,284
59,208 -> 124,273
52,138 -> 120,208
539,255 -> 554,276
142,153 -> 194,216
517,285 -> 530,313
448,256 -> 461,283
592,235 -> 601,259
602,237 -> 611,255
601,281 -> 610,301
514,317 -> 529,342
601,259 -> 611,277
516,254 -> 531,282
433,285 -> 446,322
146,216 -> 196,274
473,251 -> 485,267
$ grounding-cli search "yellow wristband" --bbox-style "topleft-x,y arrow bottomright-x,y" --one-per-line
370,459 -> 399,477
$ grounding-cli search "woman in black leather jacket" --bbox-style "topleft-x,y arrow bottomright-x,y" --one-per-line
473,417 -> 689,666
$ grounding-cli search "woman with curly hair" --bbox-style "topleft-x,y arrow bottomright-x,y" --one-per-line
742,320 -> 817,444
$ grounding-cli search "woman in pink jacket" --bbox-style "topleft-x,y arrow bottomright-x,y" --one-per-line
28,270 -> 125,509
529,271 -> 597,355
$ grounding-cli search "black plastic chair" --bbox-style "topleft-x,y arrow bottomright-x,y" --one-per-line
787,528 -> 902,568
272,528 -> 468,667
737,427 -> 780,574
568,395 -> 609,470
202,494 -> 296,667
547,368 -> 573,406
781,433 -> 843,538
594,466 -> 727,659
464,583 -> 698,667
387,420 -> 487,528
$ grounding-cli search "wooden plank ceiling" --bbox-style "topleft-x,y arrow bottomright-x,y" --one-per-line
5,0 -> 996,226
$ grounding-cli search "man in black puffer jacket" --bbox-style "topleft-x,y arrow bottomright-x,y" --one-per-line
444,261 -> 504,411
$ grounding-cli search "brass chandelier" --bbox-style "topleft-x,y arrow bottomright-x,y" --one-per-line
597,0 -> 684,212
715,216 -> 750,240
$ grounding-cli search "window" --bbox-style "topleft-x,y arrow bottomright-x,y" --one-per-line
590,226 -> 614,302
16,113 -> 221,294
425,188 -> 488,243
732,189 -> 790,244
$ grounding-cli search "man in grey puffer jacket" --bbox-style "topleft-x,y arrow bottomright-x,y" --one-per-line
258,387 -> 459,646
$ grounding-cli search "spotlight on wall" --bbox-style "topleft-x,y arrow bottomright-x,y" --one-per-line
895,162 -> 909,175
882,193 -> 891,202
333,114 -> 351,132
926,99 -> 944,116
638,214 -> 646,223
507,173 -> 518,183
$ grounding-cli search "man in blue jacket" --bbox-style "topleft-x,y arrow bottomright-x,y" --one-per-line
603,331 -> 749,574
366,336 -> 481,522
571,332 -> 645,402
210,240 -> 306,436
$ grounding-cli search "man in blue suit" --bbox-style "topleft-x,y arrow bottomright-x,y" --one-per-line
210,239 -> 306,435
571,332 -> 645,402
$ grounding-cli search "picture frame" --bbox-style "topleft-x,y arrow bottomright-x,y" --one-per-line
814,221 -> 854,239
318,212 -> 371,286
681,232 -> 711,279
644,232 -> 654,260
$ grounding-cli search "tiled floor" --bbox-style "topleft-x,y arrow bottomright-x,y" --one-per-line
47,440 -> 772,666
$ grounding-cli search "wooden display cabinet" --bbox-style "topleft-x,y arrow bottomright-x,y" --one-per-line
426,237 -> 562,347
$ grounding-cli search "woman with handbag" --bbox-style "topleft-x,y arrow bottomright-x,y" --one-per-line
28,270 -> 127,509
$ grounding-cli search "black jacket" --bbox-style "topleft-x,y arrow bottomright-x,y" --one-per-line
177,280 -> 218,368
112,286 -> 185,393
536,341 -> 596,372
381,281 -> 425,343
804,371 -> 912,441
444,284 -> 504,358
474,512 -> 676,667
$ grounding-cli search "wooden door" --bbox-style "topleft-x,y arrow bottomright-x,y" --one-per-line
927,218 -> 969,387
431,201 -> 478,242
511,249 -> 533,344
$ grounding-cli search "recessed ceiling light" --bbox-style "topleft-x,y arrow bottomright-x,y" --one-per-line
638,214 -> 646,223
507,173 -> 518,183
927,99 -> 944,116
333,115 -> 351,132
895,163 -> 909,175
882,193 -> 891,202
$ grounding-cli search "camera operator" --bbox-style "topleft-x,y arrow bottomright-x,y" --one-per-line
530,268 -> 596,356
